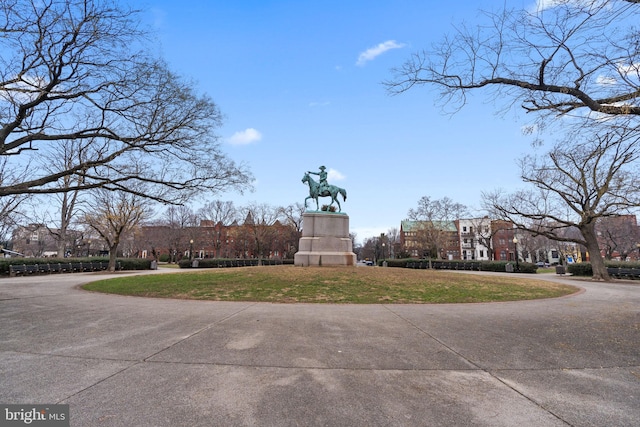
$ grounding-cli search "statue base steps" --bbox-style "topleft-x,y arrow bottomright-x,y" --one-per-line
294,212 -> 356,267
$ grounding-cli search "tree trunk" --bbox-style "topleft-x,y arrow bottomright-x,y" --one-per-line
108,244 -> 119,272
581,224 -> 610,281
57,240 -> 66,259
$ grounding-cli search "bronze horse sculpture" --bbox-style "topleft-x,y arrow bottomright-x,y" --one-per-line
302,172 -> 347,212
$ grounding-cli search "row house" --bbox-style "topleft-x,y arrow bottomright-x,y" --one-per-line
400,218 -> 519,261
400,220 -> 461,260
138,214 -> 300,261
596,215 -> 640,261
10,224 -> 87,258
456,218 -> 491,261
491,220 -> 517,261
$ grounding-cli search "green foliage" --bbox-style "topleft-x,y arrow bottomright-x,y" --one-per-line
116,258 -> 152,270
379,258 -> 412,267
158,253 -> 170,262
567,263 -> 592,276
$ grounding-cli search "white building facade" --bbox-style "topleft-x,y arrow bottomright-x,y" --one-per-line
458,218 -> 492,261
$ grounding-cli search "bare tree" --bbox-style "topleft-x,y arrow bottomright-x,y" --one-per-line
280,203 -> 305,257
0,197 -> 27,251
196,200 -> 237,258
386,1 -> 640,124
386,227 -> 400,259
162,205 -> 198,262
408,196 -> 468,261
37,140 -> 87,256
522,226 -> 557,264
597,215 -> 640,260
0,0 -> 252,202
198,200 -> 238,226
483,130 -> 640,280
240,203 -> 283,259
360,236 -> 379,263
0,158 -> 30,250
389,1 -> 640,279
83,189 -> 151,271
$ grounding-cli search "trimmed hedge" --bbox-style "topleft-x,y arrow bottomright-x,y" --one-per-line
566,263 -> 592,276
380,258 -> 538,273
115,258 -> 152,270
568,261 -> 640,278
0,257 -> 151,274
178,258 -> 294,269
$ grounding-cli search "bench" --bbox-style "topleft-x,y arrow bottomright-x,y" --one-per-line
607,267 -> 640,280
8,261 -> 116,276
9,264 -> 38,276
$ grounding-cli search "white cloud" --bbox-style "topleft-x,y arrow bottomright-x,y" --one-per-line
309,101 -> 330,107
530,0 -> 607,13
328,168 -> 345,181
596,75 -> 617,85
530,0 -> 558,12
228,128 -> 262,145
617,62 -> 640,77
595,62 -> 639,86
356,40 -> 406,66
0,75 -> 47,103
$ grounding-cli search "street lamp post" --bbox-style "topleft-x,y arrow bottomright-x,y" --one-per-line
189,239 -> 194,261
513,237 -> 519,271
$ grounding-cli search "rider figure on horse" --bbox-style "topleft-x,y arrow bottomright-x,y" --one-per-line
308,166 -> 329,193
302,165 -> 347,212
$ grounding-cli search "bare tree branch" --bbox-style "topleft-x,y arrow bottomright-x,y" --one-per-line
386,1 -> 640,121
0,0 -> 252,203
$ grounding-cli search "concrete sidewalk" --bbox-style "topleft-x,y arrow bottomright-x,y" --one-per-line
0,270 -> 638,426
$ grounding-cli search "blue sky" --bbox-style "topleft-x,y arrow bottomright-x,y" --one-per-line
143,0 -> 536,241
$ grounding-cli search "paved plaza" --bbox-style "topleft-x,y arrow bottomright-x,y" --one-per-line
0,269 -> 638,426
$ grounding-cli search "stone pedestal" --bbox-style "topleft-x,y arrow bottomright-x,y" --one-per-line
294,212 -> 357,267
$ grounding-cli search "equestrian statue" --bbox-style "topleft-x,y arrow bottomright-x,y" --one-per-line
302,166 -> 347,212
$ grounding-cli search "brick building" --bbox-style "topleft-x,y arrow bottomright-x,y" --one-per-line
138,214 -> 300,261
400,220 -> 461,260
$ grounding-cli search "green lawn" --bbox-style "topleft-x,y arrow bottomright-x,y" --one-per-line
82,266 -> 579,304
